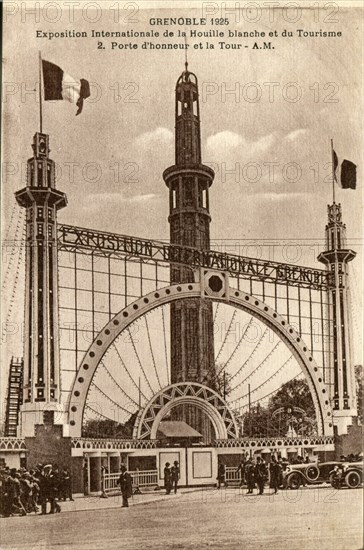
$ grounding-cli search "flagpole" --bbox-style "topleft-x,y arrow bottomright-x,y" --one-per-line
331,138 -> 335,204
39,51 -> 43,133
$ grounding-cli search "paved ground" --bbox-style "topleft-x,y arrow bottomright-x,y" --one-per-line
1,486 -> 362,550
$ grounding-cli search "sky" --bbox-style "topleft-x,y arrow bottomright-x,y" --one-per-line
1,1 -> 363,426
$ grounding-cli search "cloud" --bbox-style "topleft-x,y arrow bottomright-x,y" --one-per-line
247,192 -> 309,201
285,129 -> 308,142
86,192 -> 158,204
134,127 -> 173,149
206,131 -> 276,162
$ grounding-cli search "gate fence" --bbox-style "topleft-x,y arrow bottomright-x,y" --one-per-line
102,469 -> 159,496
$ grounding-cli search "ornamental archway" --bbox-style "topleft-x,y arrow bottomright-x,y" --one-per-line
67,281 -> 333,437
132,382 -> 239,440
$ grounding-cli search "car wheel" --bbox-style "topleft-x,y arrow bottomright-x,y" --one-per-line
287,473 -> 301,490
305,465 -> 320,481
329,473 -> 340,489
345,470 -> 361,489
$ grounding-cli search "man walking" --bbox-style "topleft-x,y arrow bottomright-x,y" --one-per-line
119,464 -> 133,508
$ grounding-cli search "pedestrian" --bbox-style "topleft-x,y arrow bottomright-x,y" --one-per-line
269,457 -> 282,494
119,464 -> 133,508
255,457 -> 268,495
20,472 -> 33,513
217,462 -> 226,489
43,464 -> 61,514
164,462 -> 172,495
171,461 -> 180,494
236,457 -> 247,487
6,469 -> 27,516
60,468 -> 74,501
245,458 -> 256,494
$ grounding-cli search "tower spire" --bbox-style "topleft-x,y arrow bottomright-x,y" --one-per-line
163,66 -> 216,442
15,133 -> 67,436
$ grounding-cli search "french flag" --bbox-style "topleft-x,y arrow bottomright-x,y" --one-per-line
42,60 -> 90,115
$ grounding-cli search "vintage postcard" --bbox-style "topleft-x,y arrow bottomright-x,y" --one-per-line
0,1 -> 363,549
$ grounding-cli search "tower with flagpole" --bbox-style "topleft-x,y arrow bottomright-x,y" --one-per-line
14,54 -> 68,436
317,140 -> 357,434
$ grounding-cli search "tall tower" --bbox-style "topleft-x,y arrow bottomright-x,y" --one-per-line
163,64 -> 215,438
15,132 -> 67,436
318,203 -> 357,435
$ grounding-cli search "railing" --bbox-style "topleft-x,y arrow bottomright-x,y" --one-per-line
0,437 -> 27,451
225,467 -> 242,485
102,469 -> 159,496
214,435 -> 335,449
71,438 -> 159,450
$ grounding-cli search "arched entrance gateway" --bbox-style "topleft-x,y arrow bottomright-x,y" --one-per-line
4,62 -> 358,490
68,278 -> 333,439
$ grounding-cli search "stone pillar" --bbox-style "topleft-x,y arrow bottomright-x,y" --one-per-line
89,456 -> 101,493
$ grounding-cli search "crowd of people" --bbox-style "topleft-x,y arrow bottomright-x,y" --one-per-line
217,455 -> 305,495
0,464 -> 73,517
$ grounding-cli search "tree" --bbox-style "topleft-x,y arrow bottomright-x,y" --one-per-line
82,411 -> 137,439
241,379 -> 317,437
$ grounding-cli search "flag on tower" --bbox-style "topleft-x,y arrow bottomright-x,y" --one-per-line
332,146 -> 357,190
340,159 -> 357,189
42,60 -> 90,115
332,148 -> 338,182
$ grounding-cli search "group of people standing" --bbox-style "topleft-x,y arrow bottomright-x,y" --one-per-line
163,461 -> 180,495
0,464 -> 73,517
217,456 -> 286,495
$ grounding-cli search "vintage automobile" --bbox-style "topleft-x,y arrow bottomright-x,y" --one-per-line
283,460 -> 363,489
283,461 -> 339,489
329,461 -> 363,489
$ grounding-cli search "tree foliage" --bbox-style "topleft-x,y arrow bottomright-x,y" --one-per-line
82,412 -> 137,439
242,379 -> 317,437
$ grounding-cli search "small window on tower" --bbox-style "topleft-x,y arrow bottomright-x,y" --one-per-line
202,189 -> 207,208
193,100 -> 198,116
47,164 -> 52,186
48,208 -> 53,220
178,101 -> 182,116
172,189 -> 177,209
48,226 -> 53,238
37,224 -> 43,236
37,207 -> 43,219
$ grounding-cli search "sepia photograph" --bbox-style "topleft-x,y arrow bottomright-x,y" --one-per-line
0,1 -> 363,548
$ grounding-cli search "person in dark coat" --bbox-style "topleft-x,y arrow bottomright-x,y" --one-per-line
164,462 -> 172,495
245,458 -> 255,494
269,457 -> 282,494
255,457 -> 268,495
119,465 -> 133,508
60,468 -> 74,501
6,469 -> 27,516
236,457 -> 247,487
43,464 -> 61,514
217,462 -> 226,489
171,461 -> 180,494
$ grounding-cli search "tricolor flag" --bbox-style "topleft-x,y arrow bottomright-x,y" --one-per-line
340,159 -> 357,189
332,148 -> 357,190
42,60 -> 90,115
